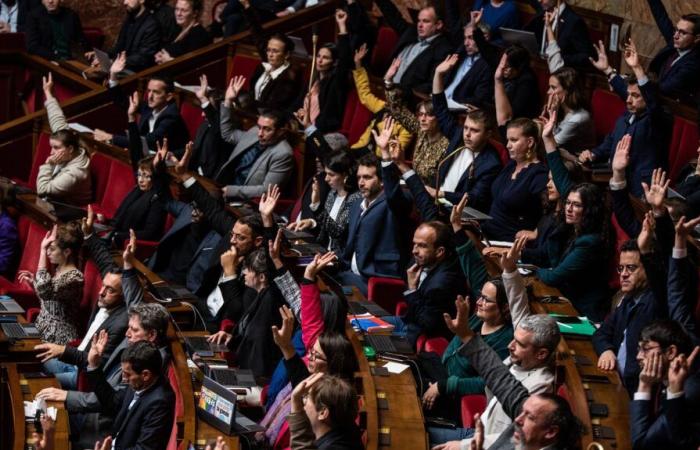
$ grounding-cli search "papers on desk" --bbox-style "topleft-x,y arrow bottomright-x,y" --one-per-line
486,240 -> 513,248
67,123 -> 94,133
349,313 -> 395,334
549,314 -> 596,336
24,397 -> 57,421
383,361 -> 409,374
174,82 -> 204,94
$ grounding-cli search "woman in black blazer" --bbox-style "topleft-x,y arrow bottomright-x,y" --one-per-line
154,0 -> 212,63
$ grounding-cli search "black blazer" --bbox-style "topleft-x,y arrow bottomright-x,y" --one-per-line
88,369 -> 175,450
25,6 -> 89,59
111,100 -> 190,154
110,11 -> 161,72
60,303 -> 128,369
525,4 -> 594,70
163,24 -> 212,58
375,0 -> 453,95
189,103 -> 235,179
313,33 -> 353,133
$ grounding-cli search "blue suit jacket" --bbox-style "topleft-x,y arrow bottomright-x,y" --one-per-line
592,76 -> 671,197
646,0 -> 700,99
432,92 -> 503,211
341,165 -> 412,279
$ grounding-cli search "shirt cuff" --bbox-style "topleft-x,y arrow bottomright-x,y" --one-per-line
183,177 -> 196,188
501,269 -> 519,279
200,101 -> 210,109
108,79 -> 118,88
309,202 -> 320,211
633,392 -> 651,401
673,248 -> 688,259
638,76 -> 649,86
609,179 -> 626,191
381,161 -> 393,167
221,274 -> 237,283
286,6 -> 295,12
667,389 -> 684,399
304,125 -> 318,137
401,169 -> 416,180
403,289 -> 416,296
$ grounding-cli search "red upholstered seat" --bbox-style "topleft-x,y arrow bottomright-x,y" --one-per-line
92,159 -> 135,219
461,394 -> 487,428
180,101 -> 206,143
79,260 -> 102,335
339,89 -> 372,146
490,139 -> 509,166
667,115 -> 699,183
0,216 -> 48,308
370,26 -> 399,74
82,27 -> 105,49
229,53 -> 260,88
89,152 -> 112,206
166,363 -> 184,450
591,88 -> 625,142
12,132 -> 51,188
416,335 -> 449,357
367,277 -> 406,316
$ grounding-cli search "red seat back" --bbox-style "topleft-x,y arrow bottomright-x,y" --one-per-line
490,139 -> 509,166
180,101 -> 206,143
16,216 -> 48,276
229,54 -> 260,89
370,26 -> 399,74
417,335 -> 449,357
166,363 -> 183,450
591,88 -> 625,142
90,152 -> 113,205
79,260 -> 102,335
367,277 -> 406,316
28,133 -> 51,189
461,394 -> 487,428
340,89 -> 372,146
99,160 -> 135,218
82,27 -> 105,49
533,65 -> 550,102
668,116 -> 699,183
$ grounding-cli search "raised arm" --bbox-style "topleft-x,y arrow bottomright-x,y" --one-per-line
500,237 -> 531,328
645,0 -> 675,45
374,0 -> 410,35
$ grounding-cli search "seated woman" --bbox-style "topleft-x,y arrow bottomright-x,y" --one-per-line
0,186 -> 18,278
239,0 -> 301,112
38,74 -> 92,206
211,247 -> 285,379
154,0 -> 212,64
350,45 -> 412,156
18,223 -> 84,345
535,111 -> 611,321
297,9 -> 353,134
480,118 -> 548,242
546,67 -> 595,162
288,151 -> 361,255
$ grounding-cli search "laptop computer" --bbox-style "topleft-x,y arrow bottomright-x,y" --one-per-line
146,281 -> 199,303
0,296 -> 25,314
499,27 -> 540,55
93,48 -> 113,72
197,376 -> 264,434
460,206 -> 492,221
208,367 -> 257,392
288,35 -> 309,57
183,336 -> 229,357
1,323 -> 40,339
364,334 -> 414,355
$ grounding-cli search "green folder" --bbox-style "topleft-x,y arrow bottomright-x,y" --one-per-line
549,314 -> 596,336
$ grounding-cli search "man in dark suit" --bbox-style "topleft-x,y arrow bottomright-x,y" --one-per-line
580,42 -> 671,197
95,58 -> 189,154
374,0 -> 452,96
524,0 -> 594,69
646,0 -> 700,100
24,0 -> 90,60
429,65 -> 502,211
631,320 -> 700,450
87,340 -> 175,450
0,0 -> 40,33
96,0 -> 161,72
335,153 -> 412,295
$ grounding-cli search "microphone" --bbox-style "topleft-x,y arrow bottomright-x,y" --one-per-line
308,25 -> 320,92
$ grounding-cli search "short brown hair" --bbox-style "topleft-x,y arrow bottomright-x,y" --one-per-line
310,375 -> 358,429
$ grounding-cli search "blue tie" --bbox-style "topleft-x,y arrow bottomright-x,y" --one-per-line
232,142 -> 264,186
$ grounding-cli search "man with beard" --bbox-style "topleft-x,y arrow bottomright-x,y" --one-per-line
25,0 -> 90,60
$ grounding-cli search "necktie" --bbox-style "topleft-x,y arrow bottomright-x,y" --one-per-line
127,391 -> 141,410
232,142 -> 264,186
660,50 -> 680,79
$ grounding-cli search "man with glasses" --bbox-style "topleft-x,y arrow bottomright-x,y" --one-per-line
645,0 -> 700,99
592,239 -> 662,395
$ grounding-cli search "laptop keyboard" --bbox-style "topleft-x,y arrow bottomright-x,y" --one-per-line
2,323 -> 39,339
365,335 -> 396,353
0,303 -> 6,312
211,368 -> 239,386
186,336 -> 228,353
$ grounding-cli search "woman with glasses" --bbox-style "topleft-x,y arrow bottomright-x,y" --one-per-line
531,110 -> 612,321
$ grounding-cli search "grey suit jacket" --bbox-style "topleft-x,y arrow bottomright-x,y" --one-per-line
217,105 -> 294,199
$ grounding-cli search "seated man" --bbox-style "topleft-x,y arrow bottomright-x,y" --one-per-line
335,152 -> 412,295
430,296 -> 560,449
581,40 -> 671,197
25,0 -> 90,60
374,0 -> 452,96
0,0 -> 40,33
215,77 -> 294,200
87,340 -> 175,450
93,56 -> 189,153
36,303 -> 171,449
645,0 -> 700,100
288,373 -> 363,450
632,320 -> 700,450
93,0 -> 161,72
524,0 -> 594,69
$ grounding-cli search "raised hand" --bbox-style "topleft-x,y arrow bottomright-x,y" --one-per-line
623,39 -> 640,69
122,229 -> 137,269
637,211 -> 656,255
196,74 -> 209,103
87,329 -> 109,369
310,177 -> 321,205
268,228 -> 284,269
611,134 -> 631,175
370,115 -> 395,159
303,251 -> 336,280
450,194 -> 470,233
384,57 -> 402,81
271,305 -> 295,352
127,90 -> 140,122
500,236 -> 527,273
541,106 -> 558,148
168,140 -> 194,179
224,75 -> 246,106
443,295 -> 472,342
470,8 -> 483,25
258,184 -> 280,219
494,53 -> 508,82
41,225 -> 57,251
335,8 -> 348,32
674,215 -> 700,250
589,40 -> 610,73
353,43 -> 368,69
668,347 -> 700,394
389,139 -> 410,172
94,436 -> 113,450
641,168 -> 669,214
42,72 -> 54,101
435,54 -> 459,76
291,372 -> 324,412
109,51 -> 127,80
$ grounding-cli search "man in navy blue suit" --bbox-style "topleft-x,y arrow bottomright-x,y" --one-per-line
645,0 -> 700,100
579,40 -> 671,197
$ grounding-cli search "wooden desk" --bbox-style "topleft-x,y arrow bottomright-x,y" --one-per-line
0,314 -> 43,362
15,193 -> 57,228
0,363 -> 70,450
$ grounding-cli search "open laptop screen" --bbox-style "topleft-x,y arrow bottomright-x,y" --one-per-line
197,376 -> 237,434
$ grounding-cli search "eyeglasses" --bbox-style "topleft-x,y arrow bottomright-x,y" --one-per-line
476,294 -> 497,304
637,343 -> 661,355
616,264 -> 640,274
673,27 -> 695,37
308,349 -> 326,362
